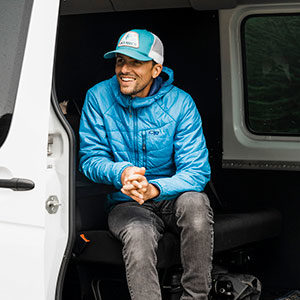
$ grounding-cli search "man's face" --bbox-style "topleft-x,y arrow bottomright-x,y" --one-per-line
115,54 -> 162,98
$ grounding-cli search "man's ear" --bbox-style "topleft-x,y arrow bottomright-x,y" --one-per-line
152,64 -> 163,79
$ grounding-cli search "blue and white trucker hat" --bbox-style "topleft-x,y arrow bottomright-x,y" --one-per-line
104,29 -> 164,65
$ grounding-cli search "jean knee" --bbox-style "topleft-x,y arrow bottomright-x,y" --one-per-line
176,192 -> 214,227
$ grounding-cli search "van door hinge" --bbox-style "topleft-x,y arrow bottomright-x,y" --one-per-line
46,195 -> 61,214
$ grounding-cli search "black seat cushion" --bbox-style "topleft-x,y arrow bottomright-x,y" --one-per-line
213,209 -> 282,252
76,208 -> 281,268
76,231 -> 180,269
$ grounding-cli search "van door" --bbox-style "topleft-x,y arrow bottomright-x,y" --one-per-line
0,1 -> 69,300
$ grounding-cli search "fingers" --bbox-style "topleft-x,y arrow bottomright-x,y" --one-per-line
121,166 -> 146,186
122,183 -> 135,190
131,189 -> 144,199
139,187 -> 147,193
121,186 -> 143,199
123,174 -> 148,190
133,197 -> 145,205
126,167 -> 146,179
123,180 -> 146,191
131,180 -> 143,189
134,167 -> 146,175
127,174 -> 146,183
121,166 -> 148,205
122,180 -> 147,201
121,187 -> 145,205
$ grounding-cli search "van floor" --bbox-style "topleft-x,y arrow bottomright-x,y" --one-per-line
62,259 -> 294,300
63,276 -> 293,300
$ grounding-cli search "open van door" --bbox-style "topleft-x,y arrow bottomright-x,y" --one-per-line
0,1 -> 72,299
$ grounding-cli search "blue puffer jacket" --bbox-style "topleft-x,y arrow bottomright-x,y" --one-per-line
79,67 -> 211,209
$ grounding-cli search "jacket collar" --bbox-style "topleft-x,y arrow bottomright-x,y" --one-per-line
110,66 -> 174,109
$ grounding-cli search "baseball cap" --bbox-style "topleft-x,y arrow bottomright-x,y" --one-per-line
104,29 -> 164,65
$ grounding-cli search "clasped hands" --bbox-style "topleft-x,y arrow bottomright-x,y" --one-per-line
121,166 -> 159,205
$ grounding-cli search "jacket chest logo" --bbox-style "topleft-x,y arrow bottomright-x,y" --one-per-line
148,130 -> 159,136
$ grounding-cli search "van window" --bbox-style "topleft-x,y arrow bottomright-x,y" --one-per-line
242,14 -> 300,135
0,0 -> 33,147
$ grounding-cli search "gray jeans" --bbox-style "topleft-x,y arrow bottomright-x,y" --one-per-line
108,192 -> 214,300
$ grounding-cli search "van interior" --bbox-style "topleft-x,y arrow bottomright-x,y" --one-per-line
53,3 -> 300,300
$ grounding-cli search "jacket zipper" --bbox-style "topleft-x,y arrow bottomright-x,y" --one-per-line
129,100 -> 140,166
129,99 -> 137,165
142,131 -> 147,167
129,99 -> 132,118
133,109 -> 138,165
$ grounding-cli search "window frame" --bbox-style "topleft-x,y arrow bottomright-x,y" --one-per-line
241,12 -> 300,137
220,4 -> 300,171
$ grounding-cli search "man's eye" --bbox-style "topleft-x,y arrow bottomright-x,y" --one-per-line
116,58 -> 124,64
133,60 -> 142,66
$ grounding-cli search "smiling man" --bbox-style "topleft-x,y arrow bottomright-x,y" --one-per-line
79,29 -> 213,300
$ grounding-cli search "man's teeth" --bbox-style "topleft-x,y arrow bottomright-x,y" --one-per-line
122,77 -> 134,82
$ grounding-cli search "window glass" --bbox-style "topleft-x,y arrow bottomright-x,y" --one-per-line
0,0 -> 33,146
243,15 -> 300,135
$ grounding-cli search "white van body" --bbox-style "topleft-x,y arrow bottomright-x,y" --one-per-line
1,0 -> 300,299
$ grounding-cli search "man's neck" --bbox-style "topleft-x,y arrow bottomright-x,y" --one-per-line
131,79 -> 154,98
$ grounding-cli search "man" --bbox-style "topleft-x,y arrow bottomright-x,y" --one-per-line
79,29 -> 213,300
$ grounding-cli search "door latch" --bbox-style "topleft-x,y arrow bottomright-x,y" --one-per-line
46,195 -> 61,214
47,134 -> 54,156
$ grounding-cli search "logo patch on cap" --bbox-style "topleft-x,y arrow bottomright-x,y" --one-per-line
118,31 -> 139,48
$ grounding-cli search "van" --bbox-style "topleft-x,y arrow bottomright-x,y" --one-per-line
0,0 -> 299,299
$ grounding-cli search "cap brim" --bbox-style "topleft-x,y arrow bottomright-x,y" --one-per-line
104,48 -> 152,62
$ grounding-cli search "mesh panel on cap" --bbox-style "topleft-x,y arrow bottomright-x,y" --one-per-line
149,33 -> 164,65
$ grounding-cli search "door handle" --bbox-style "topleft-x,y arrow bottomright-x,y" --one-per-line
0,178 -> 35,191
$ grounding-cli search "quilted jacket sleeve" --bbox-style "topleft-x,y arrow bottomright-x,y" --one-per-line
149,95 -> 211,201
79,90 -> 133,189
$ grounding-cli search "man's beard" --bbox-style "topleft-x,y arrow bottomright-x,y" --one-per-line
117,73 -> 153,97
121,83 -> 148,96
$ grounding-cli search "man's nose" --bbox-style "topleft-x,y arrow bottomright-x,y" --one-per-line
120,63 -> 132,74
